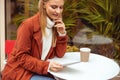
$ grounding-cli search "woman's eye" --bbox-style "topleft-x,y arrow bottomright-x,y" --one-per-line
60,6 -> 63,9
51,5 -> 63,9
51,5 -> 57,9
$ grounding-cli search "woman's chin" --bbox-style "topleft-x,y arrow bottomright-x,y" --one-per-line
51,17 -> 59,20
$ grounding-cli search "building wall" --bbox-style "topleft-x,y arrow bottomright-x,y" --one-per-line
0,0 -> 5,71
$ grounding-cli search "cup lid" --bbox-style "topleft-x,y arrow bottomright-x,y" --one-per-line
80,47 -> 91,52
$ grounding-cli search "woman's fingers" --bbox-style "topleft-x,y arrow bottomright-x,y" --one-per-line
49,62 -> 64,72
54,18 -> 62,24
54,19 -> 66,34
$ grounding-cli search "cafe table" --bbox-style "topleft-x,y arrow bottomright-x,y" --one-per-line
48,52 -> 120,80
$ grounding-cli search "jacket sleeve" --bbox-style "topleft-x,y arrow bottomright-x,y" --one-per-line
54,35 -> 68,58
13,20 -> 49,75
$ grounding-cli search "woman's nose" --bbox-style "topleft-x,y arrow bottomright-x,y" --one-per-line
55,8 -> 61,14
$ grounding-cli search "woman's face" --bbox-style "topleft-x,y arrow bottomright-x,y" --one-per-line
44,0 -> 64,20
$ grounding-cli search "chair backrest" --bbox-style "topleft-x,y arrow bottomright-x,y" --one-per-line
5,40 -> 16,57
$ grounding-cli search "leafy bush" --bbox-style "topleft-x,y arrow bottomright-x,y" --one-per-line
78,0 -> 120,59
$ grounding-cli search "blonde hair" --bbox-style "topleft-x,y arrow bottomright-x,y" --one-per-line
38,0 -> 57,47
38,0 -> 49,36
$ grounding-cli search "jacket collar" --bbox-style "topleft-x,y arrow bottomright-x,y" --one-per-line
32,13 -> 42,56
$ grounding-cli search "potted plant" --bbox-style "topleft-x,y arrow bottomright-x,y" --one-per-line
77,0 -> 120,59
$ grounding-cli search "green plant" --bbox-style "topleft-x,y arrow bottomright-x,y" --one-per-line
13,0 -> 39,27
78,0 -> 120,59
63,0 -> 80,38
13,0 -> 81,38
66,45 -> 79,52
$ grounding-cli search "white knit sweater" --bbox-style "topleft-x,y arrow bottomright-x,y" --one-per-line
41,17 -> 66,60
41,17 -> 55,60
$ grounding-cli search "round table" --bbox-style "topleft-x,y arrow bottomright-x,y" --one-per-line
49,52 -> 120,80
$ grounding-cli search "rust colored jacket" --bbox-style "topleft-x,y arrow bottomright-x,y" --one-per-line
2,13 -> 68,80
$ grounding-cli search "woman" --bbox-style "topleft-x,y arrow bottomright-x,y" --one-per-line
2,0 -> 67,80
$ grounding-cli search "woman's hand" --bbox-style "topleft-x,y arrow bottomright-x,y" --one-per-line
49,62 -> 64,72
54,18 -> 66,34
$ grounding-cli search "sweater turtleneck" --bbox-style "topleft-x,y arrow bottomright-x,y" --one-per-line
41,17 -> 54,60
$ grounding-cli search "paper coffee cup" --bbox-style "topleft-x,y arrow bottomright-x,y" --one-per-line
80,47 -> 91,62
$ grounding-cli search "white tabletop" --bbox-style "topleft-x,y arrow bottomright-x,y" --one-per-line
48,52 -> 120,80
